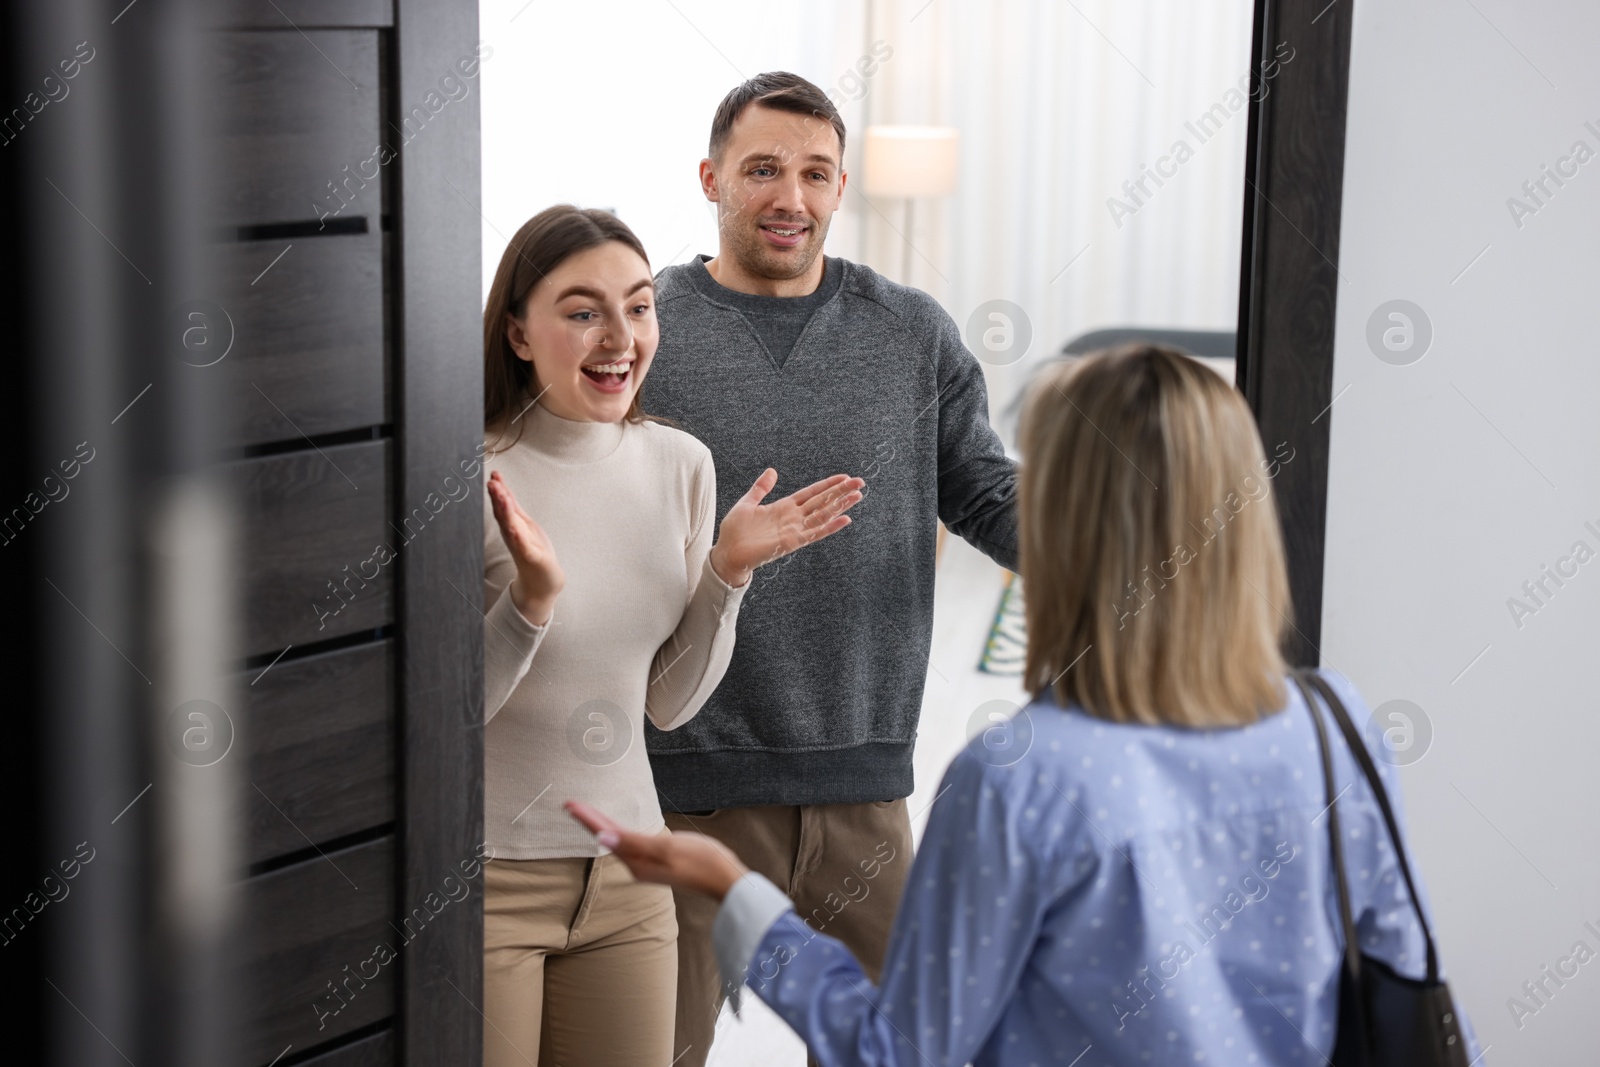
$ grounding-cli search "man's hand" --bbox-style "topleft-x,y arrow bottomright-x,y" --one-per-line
565,799 -> 749,901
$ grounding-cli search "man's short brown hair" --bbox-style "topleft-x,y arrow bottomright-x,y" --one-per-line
708,71 -> 846,161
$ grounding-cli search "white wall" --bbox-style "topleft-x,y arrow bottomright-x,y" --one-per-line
477,0 -> 858,298
1323,2 -> 1600,1064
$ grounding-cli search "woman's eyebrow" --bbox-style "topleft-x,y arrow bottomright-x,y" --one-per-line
552,279 -> 655,302
552,284 -> 605,302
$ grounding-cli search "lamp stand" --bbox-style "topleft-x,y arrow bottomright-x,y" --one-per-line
902,197 -> 915,285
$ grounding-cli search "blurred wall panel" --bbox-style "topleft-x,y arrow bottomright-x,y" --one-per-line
4,0 -> 239,1064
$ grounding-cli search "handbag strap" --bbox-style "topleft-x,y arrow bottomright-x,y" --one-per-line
1299,669 -> 1441,983
1290,671 -> 1364,989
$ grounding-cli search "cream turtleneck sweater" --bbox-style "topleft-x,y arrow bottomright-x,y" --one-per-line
481,404 -> 745,859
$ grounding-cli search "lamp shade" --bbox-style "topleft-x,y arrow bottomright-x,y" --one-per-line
862,125 -> 960,197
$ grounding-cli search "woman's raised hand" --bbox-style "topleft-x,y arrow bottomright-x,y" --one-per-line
708,470 -> 865,589
565,799 -> 750,901
488,470 -> 564,625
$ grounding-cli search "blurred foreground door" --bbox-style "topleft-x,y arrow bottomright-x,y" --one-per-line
1,1 -> 485,1064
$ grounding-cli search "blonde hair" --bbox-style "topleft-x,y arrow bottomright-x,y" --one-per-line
1019,344 -> 1291,726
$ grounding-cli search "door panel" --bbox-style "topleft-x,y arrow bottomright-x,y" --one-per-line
238,837 -> 397,1066
212,230 -> 387,449
242,640 -> 395,866
232,440 -> 393,655
208,30 -> 383,228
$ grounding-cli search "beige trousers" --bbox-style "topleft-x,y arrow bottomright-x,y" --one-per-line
663,799 -> 914,1067
482,850 -> 677,1067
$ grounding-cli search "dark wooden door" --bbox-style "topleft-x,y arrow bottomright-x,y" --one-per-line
206,2 -> 485,1063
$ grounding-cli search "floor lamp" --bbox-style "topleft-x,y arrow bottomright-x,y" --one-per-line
862,125 -> 960,285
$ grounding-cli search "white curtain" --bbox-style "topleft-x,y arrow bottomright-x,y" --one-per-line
840,0 -> 1256,426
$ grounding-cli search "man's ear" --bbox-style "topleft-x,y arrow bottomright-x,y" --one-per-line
699,157 -> 720,203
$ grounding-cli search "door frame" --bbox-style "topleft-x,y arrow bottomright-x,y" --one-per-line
1235,0 -> 1355,666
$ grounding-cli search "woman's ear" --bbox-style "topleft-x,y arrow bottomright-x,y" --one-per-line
505,310 -> 533,363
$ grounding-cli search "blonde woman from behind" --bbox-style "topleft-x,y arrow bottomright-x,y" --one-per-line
569,345 -> 1482,1066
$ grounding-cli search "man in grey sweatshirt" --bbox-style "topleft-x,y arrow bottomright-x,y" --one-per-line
643,72 -> 1018,1065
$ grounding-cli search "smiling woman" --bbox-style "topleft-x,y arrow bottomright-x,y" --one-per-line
475,204 -> 865,1067
484,207 -> 657,433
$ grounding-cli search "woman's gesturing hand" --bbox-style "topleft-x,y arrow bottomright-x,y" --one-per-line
488,470 -> 564,625
565,800 -> 750,902
708,470 -> 864,589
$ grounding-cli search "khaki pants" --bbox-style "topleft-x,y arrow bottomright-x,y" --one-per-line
664,799 -> 914,1067
483,851 -> 677,1067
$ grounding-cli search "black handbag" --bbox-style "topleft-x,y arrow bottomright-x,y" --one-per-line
1290,669 -> 1472,1067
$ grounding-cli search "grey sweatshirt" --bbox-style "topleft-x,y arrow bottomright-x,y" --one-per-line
642,255 -> 1018,811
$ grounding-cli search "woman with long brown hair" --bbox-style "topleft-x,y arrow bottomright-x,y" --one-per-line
570,344 -> 1482,1066
478,204 -> 862,1067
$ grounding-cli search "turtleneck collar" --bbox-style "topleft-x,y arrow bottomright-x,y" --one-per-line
520,401 -> 628,464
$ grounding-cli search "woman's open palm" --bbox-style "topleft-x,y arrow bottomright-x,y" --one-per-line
488,470 -> 564,624
709,469 -> 865,588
